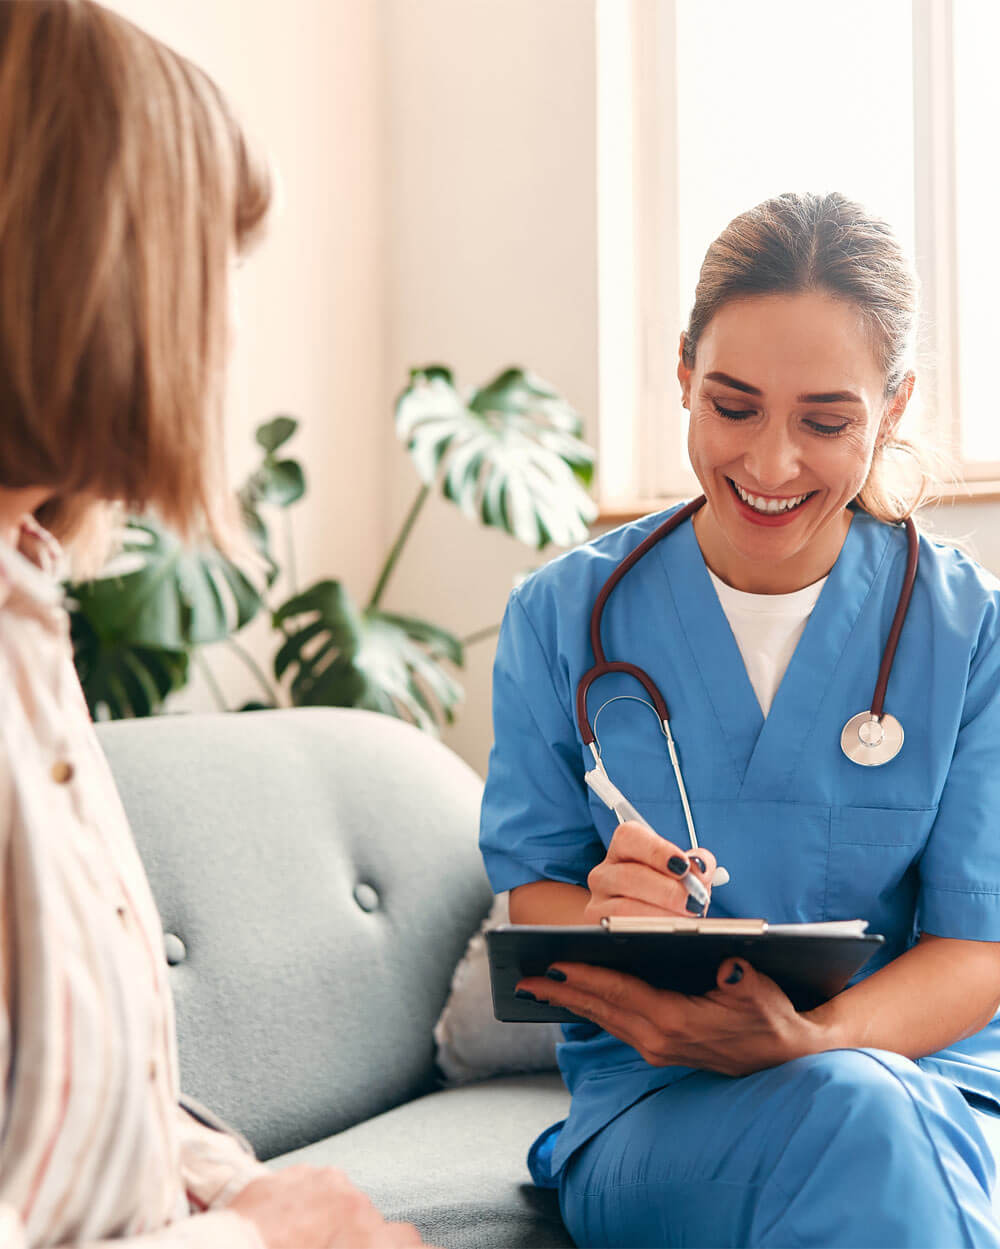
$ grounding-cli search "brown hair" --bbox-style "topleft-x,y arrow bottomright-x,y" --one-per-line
0,0 -> 272,563
682,191 -> 936,522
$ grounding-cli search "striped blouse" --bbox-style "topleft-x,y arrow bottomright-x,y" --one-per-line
0,519 -> 267,1248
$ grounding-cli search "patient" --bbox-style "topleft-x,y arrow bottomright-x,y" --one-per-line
0,2 -> 426,1246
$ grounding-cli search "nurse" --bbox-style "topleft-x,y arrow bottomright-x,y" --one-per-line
479,191 -> 1000,1248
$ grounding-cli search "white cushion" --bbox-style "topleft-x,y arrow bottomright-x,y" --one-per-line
433,893 -> 560,1084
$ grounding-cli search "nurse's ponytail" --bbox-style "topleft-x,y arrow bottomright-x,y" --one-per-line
681,191 -> 941,523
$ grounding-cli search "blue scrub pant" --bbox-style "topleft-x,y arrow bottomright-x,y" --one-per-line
558,1049 -> 1000,1248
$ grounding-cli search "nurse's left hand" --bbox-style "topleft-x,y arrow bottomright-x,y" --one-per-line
514,958 -> 825,1077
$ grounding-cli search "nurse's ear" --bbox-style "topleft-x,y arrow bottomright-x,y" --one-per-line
876,370 -> 916,450
677,332 -> 692,409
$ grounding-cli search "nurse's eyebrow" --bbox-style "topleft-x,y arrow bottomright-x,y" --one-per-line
704,371 -> 863,405
705,372 -> 762,395
798,389 -> 864,404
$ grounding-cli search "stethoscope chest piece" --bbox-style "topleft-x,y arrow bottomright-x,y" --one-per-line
840,711 -> 904,767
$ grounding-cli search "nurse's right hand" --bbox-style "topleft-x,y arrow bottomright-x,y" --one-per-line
582,822 -> 717,922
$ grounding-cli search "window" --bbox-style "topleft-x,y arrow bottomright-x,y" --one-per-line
596,0 -> 998,509
951,0 -> 1000,469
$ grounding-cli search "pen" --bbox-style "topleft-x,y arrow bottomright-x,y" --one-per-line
584,767 -> 710,912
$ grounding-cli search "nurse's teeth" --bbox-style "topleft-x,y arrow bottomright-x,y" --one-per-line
732,481 -> 809,513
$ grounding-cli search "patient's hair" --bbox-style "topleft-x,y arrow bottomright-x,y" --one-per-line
682,191 -> 939,522
0,0 -> 272,561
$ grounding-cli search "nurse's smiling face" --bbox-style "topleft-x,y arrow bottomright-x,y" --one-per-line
678,291 -> 914,594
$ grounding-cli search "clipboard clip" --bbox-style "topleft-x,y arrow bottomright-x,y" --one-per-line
601,916 -> 769,935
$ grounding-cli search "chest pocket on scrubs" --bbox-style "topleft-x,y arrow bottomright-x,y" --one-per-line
826,806 -> 935,927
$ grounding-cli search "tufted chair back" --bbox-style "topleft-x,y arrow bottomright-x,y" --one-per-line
96,707 -> 491,1160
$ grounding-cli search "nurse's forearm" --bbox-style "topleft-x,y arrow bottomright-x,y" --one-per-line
804,933 -> 1000,1059
508,881 -> 591,925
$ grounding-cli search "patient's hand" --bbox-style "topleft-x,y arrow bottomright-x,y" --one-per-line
229,1165 -> 431,1248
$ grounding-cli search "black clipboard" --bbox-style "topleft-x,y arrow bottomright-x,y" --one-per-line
486,920 -> 884,1022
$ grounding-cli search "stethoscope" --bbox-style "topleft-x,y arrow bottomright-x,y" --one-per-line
574,495 -> 920,886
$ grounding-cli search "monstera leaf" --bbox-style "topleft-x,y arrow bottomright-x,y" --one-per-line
273,580 -> 463,732
70,611 -> 190,720
237,414 -> 306,581
395,365 -> 597,549
69,518 -> 263,647
67,516 -> 265,718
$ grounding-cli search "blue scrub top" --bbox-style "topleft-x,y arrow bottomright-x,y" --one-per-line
479,504 -> 1000,1175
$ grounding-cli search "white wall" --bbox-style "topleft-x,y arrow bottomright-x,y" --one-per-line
104,0 -> 387,711
923,500 -> 1000,572
103,0 -> 597,774
377,0 -> 599,778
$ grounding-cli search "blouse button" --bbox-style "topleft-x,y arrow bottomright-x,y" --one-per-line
149,1059 -> 157,1081
51,759 -> 74,784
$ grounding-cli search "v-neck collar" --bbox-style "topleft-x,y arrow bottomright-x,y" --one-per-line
658,517 -> 762,788
658,509 -> 894,795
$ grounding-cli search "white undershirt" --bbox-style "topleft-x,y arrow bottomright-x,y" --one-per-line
707,569 -> 828,717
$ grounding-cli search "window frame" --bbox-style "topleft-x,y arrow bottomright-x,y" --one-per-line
595,0 -> 1000,517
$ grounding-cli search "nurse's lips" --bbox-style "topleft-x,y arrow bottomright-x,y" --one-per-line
726,477 -> 817,528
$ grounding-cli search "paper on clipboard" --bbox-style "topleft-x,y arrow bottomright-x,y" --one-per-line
768,920 -> 870,936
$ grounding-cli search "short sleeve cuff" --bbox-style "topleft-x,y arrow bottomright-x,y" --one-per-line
917,884 -> 1000,941
483,848 -> 595,895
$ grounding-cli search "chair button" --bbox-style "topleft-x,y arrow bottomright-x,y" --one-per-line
353,882 -> 379,913
51,759 -> 74,784
163,933 -> 187,965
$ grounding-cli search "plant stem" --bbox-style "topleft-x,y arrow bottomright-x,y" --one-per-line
193,650 -> 229,712
461,623 -> 501,648
367,482 -> 431,610
225,637 -> 281,706
283,509 -> 298,597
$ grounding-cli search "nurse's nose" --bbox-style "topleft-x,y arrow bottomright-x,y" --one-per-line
742,417 -> 800,491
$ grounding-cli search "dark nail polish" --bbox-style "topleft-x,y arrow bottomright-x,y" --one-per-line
725,965 -> 744,985
515,988 -> 538,1001
545,968 -> 567,982
667,855 -> 689,876
690,856 -> 707,873
685,894 -> 703,914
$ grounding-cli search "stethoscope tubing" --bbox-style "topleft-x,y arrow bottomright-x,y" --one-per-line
575,496 -> 920,748
870,514 -> 919,720
576,496 -> 706,745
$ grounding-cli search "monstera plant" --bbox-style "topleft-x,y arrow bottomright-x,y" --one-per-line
67,364 -> 596,732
